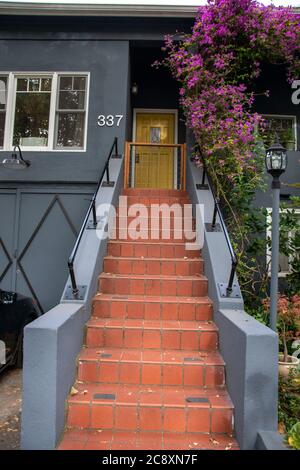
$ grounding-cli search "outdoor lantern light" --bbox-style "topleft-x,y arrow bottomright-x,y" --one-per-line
265,136 -> 287,332
132,83 -> 138,95
265,138 -> 288,177
1,145 -> 30,170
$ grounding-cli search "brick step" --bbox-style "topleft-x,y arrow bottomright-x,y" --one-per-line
115,215 -> 196,230
58,429 -> 238,450
119,197 -> 191,206
92,294 -> 213,321
112,237 -> 198,245
107,241 -> 200,259
113,230 -> 196,243
98,273 -> 208,297
122,189 -> 189,198
103,257 -> 203,276
78,348 -> 225,388
86,318 -> 218,351
66,383 -> 233,434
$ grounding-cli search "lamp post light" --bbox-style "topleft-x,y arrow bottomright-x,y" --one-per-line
1,145 -> 30,170
265,137 -> 288,331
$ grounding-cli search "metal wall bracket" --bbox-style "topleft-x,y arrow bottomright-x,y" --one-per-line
101,181 -> 115,187
86,221 -> 98,230
196,183 -> 209,190
218,282 -> 241,299
64,285 -> 87,301
86,216 -> 105,230
111,154 -> 123,159
205,222 -> 222,232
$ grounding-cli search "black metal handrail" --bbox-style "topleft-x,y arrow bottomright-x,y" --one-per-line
67,137 -> 120,297
200,151 -> 238,296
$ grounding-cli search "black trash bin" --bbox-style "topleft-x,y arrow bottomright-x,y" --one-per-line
0,290 -> 40,372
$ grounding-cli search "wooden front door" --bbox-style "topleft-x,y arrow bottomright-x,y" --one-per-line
134,112 -> 175,189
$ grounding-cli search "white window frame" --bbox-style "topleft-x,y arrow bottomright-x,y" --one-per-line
260,114 -> 297,151
0,71 -> 90,152
54,74 -> 89,151
0,73 -> 9,149
266,207 -> 300,277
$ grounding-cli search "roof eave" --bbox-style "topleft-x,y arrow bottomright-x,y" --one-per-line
0,2 -> 198,18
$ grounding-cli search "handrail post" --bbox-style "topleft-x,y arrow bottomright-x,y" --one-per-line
68,260 -> 79,296
114,138 -> 118,157
201,167 -> 206,186
226,260 -> 237,296
178,146 -> 182,190
92,199 -> 97,227
106,163 -> 110,184
211,200 -> 218,231
112,137 -> 121,158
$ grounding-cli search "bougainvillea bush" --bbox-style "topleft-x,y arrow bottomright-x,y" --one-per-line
159,0 -> 300,302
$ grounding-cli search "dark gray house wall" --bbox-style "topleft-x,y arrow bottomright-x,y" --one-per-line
0,34 -> 131,311
0,39 -> 130,184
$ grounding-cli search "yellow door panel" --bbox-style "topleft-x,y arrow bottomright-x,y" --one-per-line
134,113 -> 175,189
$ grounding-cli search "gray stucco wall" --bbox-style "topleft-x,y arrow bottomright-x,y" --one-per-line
0,39 -> 129,184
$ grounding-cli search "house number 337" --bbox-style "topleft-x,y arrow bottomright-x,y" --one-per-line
97,115 -> 124,127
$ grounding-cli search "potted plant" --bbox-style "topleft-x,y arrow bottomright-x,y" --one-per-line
263,295 -> 300,377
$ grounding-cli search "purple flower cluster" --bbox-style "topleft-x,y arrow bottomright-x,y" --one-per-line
161,0 -> 300,178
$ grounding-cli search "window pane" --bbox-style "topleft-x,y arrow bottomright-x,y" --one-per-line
279,253 -> 290,274
59,76 -> 73,90
13,92 -> 51,147
260,116 -> 296,151
41,78 -> 52,92
55,112 -> 85,148
0,76 -> 7,111
73,76 -> 86,91
29,78 -> 40,92
0,113 -> 5,147
17,78 -> 28,92
58,90 -> 85,110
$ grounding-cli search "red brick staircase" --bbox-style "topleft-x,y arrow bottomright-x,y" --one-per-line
58,189 -> 238,450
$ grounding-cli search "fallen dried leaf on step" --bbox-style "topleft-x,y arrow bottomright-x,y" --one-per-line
70,387 -> 79,396
225,443 -> 233,450
210,438 -> 219,446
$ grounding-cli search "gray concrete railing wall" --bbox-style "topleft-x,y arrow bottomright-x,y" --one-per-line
186,156 -> 279,450
21,155 -> 124,450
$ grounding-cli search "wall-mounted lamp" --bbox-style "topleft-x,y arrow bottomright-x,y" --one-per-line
131,83 -> 138,96
1,145 -> 30,170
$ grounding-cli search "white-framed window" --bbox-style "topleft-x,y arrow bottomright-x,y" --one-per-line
259,114 -> 297,151
266,208 -> 300,277
0,72 -> 89,151
55,75 -> 87,149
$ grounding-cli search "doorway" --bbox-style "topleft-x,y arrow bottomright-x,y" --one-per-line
132,109 -> 178,189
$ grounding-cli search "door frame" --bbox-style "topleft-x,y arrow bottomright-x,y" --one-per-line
132,108 -> 179,189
